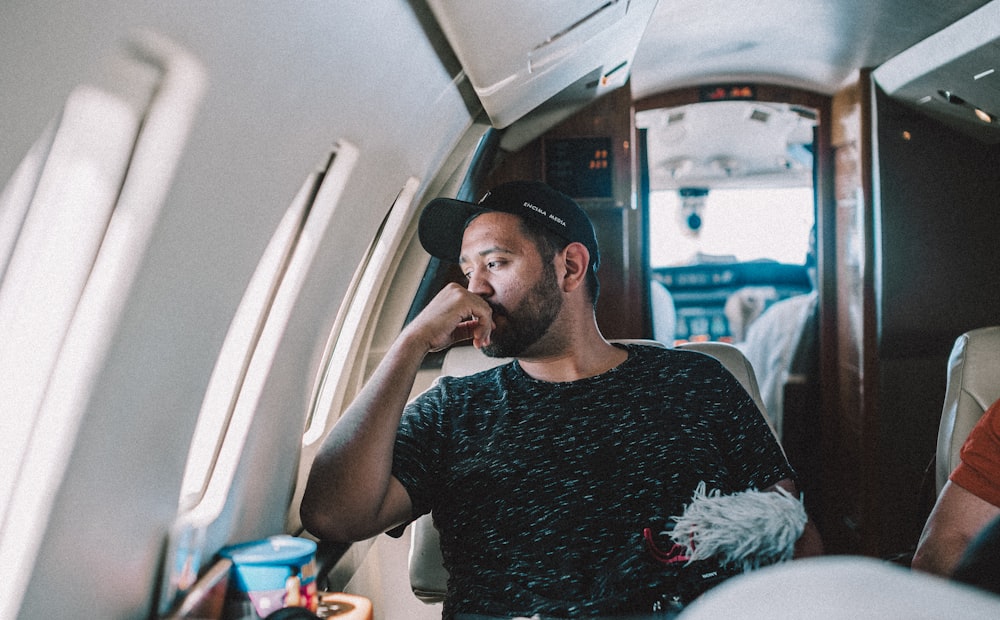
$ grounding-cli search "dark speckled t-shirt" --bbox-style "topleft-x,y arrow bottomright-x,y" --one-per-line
392,343 -> 793,618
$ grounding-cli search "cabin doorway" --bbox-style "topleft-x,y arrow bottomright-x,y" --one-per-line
635,87 -> 833,540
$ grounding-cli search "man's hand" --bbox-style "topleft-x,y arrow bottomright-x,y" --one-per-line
406,282 -> 495,352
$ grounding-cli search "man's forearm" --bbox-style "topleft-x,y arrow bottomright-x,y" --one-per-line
299,332 -> 429,541
300,282 -> 495,540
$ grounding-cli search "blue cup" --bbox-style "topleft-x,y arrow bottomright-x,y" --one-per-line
220,535 -> 318,618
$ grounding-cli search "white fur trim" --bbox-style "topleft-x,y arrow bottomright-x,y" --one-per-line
669,482 -> 807,572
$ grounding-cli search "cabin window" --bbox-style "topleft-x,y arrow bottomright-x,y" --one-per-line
0,34 -> 206,616
178,142 -> 359,514
401,128 -> 500,327
303,177 -> 421,444
0,89 -> 143,529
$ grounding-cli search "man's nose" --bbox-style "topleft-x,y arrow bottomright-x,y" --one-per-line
466,271 -> 493,296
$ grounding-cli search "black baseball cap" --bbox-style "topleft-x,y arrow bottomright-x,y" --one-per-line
418,180 -> 600,270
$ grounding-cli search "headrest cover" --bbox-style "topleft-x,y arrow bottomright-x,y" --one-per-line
418,180 -> 600,271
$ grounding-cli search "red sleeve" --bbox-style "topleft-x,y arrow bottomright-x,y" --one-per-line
950,399 -> 1000,507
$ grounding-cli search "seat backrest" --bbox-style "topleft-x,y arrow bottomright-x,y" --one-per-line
677,555 -> 1000,619
649,280 -> 676,346
408,338 -> 766,603
439,343 -> 512,375
936,326 -> 1000,494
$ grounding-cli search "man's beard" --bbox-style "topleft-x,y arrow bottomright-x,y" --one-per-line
480,262 -> 562,358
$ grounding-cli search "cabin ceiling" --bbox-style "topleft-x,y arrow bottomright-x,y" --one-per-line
628,0 -> 999,189
629,0 -> 994,99
424,0 -> 997,185
637,100 -> 818,190
873,1 -> 1000,144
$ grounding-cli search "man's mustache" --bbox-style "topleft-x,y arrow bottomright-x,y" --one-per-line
487,302 -> 507,318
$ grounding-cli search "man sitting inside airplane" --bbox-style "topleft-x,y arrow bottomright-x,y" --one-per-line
301,180 -> 822,619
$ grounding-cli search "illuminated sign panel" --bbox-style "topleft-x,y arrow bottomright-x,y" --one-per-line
699,85 -> 757,101
545,136 -> 613,199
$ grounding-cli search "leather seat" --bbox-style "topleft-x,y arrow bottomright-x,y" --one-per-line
408,339 -> 771,603
935,326 -> 1000,494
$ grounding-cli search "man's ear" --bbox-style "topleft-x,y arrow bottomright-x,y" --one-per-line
559,242 -> 590,293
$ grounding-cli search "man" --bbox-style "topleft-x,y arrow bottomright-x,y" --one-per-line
912,397 -> 1000,577
301,181 -> 821,618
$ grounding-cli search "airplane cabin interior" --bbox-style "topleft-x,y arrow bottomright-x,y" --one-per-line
2,1 -> 1000,618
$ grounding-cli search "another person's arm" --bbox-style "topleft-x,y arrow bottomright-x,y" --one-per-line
299,283 -> 493,542
912,481 -> 1000,576
913,399 -> 1000,576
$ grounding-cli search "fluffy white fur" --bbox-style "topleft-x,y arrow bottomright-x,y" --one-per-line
669,482 -> 806,572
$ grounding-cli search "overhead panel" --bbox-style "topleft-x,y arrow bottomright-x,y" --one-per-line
426,0 -> 659,128
874,0 -> 1000,143
636,101 -> 817,190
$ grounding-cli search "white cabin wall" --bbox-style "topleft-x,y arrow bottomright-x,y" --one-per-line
1,2 -> 479,617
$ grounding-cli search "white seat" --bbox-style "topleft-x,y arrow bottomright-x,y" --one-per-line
677,555 -> 1000,619
410,344 -> 515,602
439,343 -> 512,376
649,280 -> 676,346
935,326 -> 1000,494
408,338 -> 772,603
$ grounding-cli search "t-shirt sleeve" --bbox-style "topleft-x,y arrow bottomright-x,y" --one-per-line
950,399 -> 1000,507
710,359 -> 795,490
391,381 -> 449,520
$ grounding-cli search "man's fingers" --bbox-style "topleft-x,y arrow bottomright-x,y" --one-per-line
456,314 -> 493,350
470,316 -> 493,350
416,283 -> 495,352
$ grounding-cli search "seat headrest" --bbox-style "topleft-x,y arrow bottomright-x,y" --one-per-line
649,280 -> 676,346
936,326 -> 1000,493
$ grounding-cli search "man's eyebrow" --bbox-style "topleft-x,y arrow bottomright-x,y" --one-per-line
458,245 -> 514,265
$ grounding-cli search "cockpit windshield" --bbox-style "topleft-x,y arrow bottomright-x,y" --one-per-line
648,186 -> 814,268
